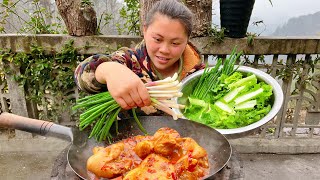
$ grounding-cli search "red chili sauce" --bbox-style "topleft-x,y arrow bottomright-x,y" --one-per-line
86,127 -> 209,180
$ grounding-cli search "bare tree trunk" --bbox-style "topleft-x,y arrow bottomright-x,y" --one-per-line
139,0 -> 160,34
55,0 -> 97,36
185,0 -> 212,37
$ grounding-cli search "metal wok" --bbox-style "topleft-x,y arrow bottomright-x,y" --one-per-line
0,112 -> 232,179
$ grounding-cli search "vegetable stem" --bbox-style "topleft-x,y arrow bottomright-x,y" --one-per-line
132,108 -> 148,134
73,73 -> 184,142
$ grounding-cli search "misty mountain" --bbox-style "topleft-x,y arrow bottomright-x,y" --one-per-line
272,11 -> 320,36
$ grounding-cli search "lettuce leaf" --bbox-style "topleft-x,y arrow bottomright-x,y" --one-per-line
184,72 -> 274,129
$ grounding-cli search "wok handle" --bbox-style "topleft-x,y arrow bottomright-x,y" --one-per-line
0,112 -> 72,141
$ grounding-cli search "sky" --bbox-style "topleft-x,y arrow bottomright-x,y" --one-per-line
213,0 -> 320,35
253,0 -> 320,23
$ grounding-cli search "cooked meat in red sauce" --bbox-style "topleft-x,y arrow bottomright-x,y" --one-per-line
87,127 -> 209,180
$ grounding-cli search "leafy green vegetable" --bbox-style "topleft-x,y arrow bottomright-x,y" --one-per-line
228,73 -> 257,89
184,70 -> 273,129
183,47 -> 273,129
234,100 -> 257,110
223,86 -> 245,103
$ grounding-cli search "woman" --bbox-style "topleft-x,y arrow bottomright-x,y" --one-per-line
75,0 -> 204,113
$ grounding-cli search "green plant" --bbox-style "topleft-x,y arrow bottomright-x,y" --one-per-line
242,54 -> 319,99
97,12 -> 113,35
116,0 -> 140,35
0,0 -> 65,34
0,40 -> 84,121
277,56 -> 319,90
246,20 -> 267,45
0,0 -> 140,36
207,25 -> 225,43
203,25 -> 226,49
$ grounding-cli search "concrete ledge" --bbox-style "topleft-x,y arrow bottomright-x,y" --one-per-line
229,138 -> 320,154
1,34 -> 319,55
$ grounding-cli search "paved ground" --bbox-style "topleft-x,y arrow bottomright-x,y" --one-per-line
1,135 -> 320,180
239,153 -> 320,180
1,149 -> 320,179
0,151 -> 61,180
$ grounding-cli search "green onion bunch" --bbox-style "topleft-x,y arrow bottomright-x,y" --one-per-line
192,47 -> 243,99
73,73 -> 185,142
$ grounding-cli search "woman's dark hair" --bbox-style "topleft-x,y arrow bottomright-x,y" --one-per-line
145,0 -> 194,37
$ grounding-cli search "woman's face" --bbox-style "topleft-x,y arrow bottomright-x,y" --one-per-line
143,13 -> 188,74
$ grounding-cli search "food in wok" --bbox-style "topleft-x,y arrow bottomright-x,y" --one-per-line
87,127 -> 209,179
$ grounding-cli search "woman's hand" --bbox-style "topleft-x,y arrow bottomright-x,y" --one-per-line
95,62 -> 151,110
